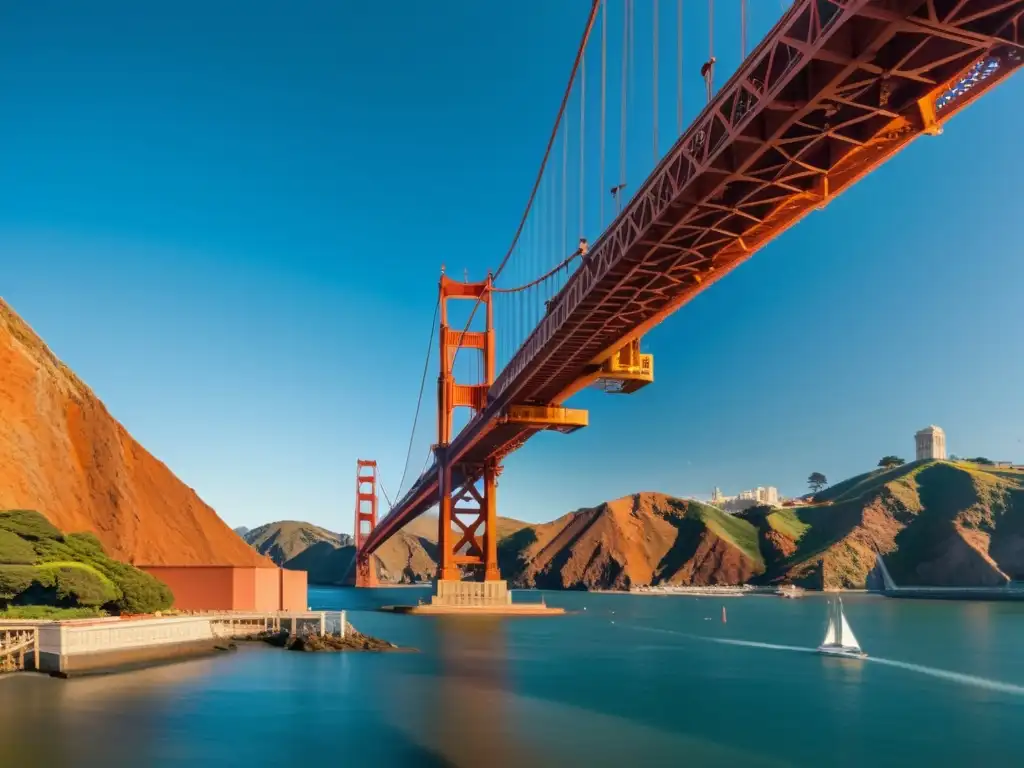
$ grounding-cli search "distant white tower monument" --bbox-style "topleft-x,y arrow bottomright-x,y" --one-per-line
915,426 -> 947,461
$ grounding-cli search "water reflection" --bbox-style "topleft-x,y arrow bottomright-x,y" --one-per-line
1,657 -> 216,766
1,591 -> 1022,767
380,617 -> 545,766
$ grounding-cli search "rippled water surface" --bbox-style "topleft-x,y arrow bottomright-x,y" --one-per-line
2,588 -> 1023,767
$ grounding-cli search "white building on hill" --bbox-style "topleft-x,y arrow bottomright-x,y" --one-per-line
711,485 -> 780,512
915,425 -> 947,461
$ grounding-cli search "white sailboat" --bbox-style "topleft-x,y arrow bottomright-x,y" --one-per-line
817,597 -> 867,659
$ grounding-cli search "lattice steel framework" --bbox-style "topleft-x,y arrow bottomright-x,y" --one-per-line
353,459 -> 379,587
363,0 -> 1024,557
435,273 -> 501,582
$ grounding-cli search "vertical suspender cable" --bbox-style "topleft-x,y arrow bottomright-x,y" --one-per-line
438,0 -> 600,397
706,0 -> 716,102
599,0 -> 607,230
562,118 -> 568,257
653,0 -> 659,163
741,0 -> 747,58
580,38 -> 586,239
619,0 -> 629,202
709,0 -> 715,74
394,296 -> 439,500
677,0 -> 683,135
628,0 -> 635,108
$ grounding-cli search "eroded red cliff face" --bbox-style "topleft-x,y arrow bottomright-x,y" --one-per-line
0,298 -> 270,567
505,493 -> 764,589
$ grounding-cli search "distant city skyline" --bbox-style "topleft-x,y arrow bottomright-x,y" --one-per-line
2,2 -> 1023,533
710,485 -> 781,512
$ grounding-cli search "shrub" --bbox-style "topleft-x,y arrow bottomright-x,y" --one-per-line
0,512 -> 173,614
0,565 -> 37,601
1,605 -> 104,620
49,565 -> 119,607
0,529 -> 36,565
0,510 -> 62,541
65,532 -> 107,558
102,561 -> 173,613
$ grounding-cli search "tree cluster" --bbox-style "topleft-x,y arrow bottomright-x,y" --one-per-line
0,510 -> 173,614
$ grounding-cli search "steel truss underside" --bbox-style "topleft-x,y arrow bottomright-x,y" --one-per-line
364,0 -> 1024,554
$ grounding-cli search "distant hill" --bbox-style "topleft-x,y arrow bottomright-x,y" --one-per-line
242,514 -> 527,585
243,521 -> 352,566
741,460 -> 1024,589
499,493 -> 764,589
243,460 -> 1024,592
233,526 -> 250,537
0,298 -> 269,568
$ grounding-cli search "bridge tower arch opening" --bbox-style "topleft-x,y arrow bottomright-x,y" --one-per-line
353,459 -> 379,588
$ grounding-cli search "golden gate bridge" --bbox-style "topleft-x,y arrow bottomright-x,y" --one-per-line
350,0 -> 1023,604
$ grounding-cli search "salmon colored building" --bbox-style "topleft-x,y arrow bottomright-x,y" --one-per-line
141,566 -> 308,612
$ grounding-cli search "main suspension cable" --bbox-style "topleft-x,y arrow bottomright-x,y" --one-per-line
447,0 -> 601,377
491,246 -> 583,294
378,478 -> 395,510
394,296 -> 440,499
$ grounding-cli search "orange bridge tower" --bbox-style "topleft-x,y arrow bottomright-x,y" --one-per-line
353,459 -> 379,588
433,271 -> 506,605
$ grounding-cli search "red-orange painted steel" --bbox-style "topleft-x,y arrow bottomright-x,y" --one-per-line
436,274 -> 500,581
363,0 -> 1024,556
353,459 -> 379,587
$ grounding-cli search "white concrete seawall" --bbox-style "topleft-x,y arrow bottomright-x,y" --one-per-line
12,611 -> 345,676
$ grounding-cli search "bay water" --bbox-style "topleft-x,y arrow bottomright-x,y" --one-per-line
2,587 -> 1022,766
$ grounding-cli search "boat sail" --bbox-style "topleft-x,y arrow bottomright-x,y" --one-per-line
817,598 -> 866,659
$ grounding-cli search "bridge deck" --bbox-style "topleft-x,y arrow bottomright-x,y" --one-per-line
365,0 -> 1024,554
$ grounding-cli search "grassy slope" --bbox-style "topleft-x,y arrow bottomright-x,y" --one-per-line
884,461 -> 1024,585
752,461 -> 1024,588
499,494 -> 766,588
766,509 -> 810,540
684,501 -> 765,570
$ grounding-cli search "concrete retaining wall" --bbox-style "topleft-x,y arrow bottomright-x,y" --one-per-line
35,616 -> 246,675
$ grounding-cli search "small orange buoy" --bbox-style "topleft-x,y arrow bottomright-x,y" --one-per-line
722,606 -> 727,623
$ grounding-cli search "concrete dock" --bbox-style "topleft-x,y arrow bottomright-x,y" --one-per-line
1,610 -> 345,677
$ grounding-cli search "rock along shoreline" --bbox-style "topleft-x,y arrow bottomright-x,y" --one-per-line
240,625 -> 415,653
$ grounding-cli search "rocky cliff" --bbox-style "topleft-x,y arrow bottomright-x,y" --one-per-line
499,493 -> 765,589
0,298 -> 269,567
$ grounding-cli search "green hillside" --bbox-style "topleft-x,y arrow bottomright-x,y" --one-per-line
743,460 -> 1024,589
680,499 -> 765,570
0,510 -> 174,618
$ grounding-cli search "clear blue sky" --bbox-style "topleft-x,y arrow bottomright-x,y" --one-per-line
3,2 -> 1023,533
